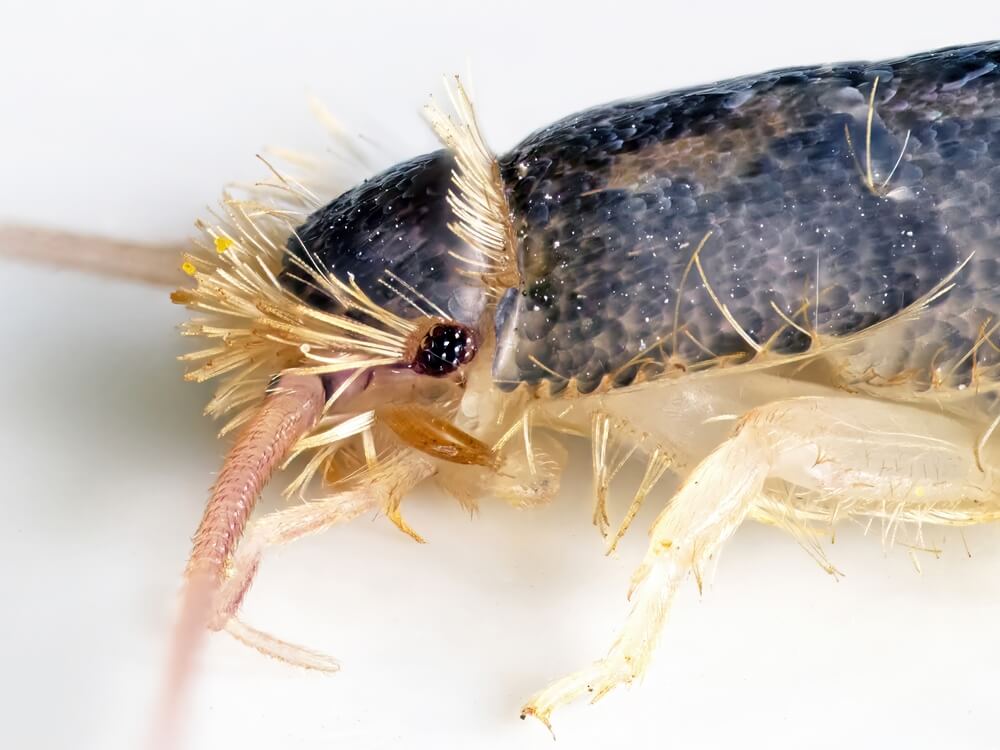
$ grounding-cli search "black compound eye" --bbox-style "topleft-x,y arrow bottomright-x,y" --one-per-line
413,323 -> 478,376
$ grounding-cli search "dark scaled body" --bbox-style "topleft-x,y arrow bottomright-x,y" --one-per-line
494,41 -> 1000,393
286,42 -> 1000,395
282,150 -> 486,328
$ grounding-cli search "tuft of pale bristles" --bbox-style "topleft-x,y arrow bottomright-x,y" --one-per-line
424,76 -> 520,298
172,146 -> 410,476
174,96 -> 526,513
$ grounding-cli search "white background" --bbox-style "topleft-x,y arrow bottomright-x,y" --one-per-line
2,2 -> 999,748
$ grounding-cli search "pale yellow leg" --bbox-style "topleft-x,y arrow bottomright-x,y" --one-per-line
522,423 -> 768,730
521,395 -> 999,729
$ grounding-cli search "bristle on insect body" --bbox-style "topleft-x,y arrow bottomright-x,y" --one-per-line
425,77 -> 520,298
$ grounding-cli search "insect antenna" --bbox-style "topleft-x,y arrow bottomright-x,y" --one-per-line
0,224 -> 185,286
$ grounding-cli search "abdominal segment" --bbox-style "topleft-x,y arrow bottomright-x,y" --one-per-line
492,42 -> 1000,395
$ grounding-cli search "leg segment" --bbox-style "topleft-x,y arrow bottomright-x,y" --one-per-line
522,395 -> 998,728
522,420 -> 769,729
210,454 -> 435,669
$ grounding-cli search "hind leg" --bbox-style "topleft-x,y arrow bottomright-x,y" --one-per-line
521,395 -> 997,729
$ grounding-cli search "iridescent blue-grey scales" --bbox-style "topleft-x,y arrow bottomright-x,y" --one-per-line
494,41 -> 1000,393
285,42 -> 1000,395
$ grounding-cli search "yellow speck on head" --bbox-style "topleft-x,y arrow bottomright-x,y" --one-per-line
181,261 -> 197,276
214,236 -> 234,253
915,486 -> 926,498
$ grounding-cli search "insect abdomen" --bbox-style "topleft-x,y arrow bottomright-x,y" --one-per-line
492,42 -> 1000,394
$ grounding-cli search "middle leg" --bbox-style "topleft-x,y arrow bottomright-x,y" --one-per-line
522,395 -> 998,728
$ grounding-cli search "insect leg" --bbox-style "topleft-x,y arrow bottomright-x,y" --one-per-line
210,453 -> 435,668
521,423 -> 766,731
521,395 -> 997,729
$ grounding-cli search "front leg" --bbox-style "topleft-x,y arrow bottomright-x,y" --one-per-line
210,453 -> 435,668
521,395 -> 997,730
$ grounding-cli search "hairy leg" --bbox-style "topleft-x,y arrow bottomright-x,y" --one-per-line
521,395 -> 998,729
522,419 -> 767,730
209,454 -> 435,669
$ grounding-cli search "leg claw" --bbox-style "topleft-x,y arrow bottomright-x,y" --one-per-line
520,658 -> 632,736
